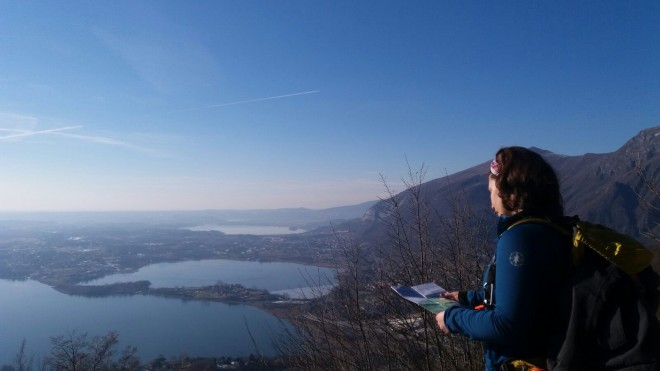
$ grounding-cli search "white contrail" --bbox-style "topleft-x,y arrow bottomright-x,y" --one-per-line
51,131 -> 166,156
0,125 -> 82,140
206,90 -> 320,108
169,90 -> 320,114
0,123 -> 163,156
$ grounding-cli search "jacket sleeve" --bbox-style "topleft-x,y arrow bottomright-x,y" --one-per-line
444,224 -> 560,343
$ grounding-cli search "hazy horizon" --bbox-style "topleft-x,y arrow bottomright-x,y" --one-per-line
1,2 -> 658,212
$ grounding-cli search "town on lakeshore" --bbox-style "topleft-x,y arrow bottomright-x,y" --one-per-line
0,220 -> 344,311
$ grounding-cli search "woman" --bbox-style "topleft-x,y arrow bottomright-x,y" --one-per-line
436,146 -> 571,370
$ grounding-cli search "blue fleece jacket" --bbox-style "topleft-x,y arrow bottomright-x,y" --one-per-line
444,215 -> 570,370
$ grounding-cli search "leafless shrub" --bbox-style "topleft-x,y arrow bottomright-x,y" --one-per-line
278,164 -> 493,370
44,331 -> 139,371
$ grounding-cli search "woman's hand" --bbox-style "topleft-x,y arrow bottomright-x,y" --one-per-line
436,311 -> 450,334
442,291 -> 459,301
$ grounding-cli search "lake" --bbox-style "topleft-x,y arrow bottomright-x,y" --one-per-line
0,259 -> 336,366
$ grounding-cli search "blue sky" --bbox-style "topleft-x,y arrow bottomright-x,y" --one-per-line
0,1 -> 658,211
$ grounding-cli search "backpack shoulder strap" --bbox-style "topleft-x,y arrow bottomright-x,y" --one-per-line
508,217 -> 653,274
506,217 -> 572,238
572,220 -> 653,274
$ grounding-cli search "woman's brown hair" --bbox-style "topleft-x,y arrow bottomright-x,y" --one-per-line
491,146 -> 564,216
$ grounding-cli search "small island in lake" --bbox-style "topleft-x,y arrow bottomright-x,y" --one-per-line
53,280 -> 306,316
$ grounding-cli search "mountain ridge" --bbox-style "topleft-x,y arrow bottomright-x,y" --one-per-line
349,126 -> 659,242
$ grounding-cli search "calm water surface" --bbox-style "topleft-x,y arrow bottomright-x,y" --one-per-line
85,259 -> 334,290
0,260 -> 336,366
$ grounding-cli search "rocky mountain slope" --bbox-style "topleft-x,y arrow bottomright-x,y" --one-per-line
350,126 -> 659,243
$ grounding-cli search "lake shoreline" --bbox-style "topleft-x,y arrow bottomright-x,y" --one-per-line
51,279 -> 312,320
1,258 -> 335,365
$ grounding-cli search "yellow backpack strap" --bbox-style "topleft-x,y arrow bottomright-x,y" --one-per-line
573,221 -> 652,274
503,358 -> 546,370
509,217 -> 653,274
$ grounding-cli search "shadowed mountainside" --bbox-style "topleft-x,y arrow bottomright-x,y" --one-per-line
348,126 -> 659,244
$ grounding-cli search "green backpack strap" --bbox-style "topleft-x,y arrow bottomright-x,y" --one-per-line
506,217 -> 572,239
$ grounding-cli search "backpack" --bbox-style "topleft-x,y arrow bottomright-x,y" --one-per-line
508,216 -> 660,371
